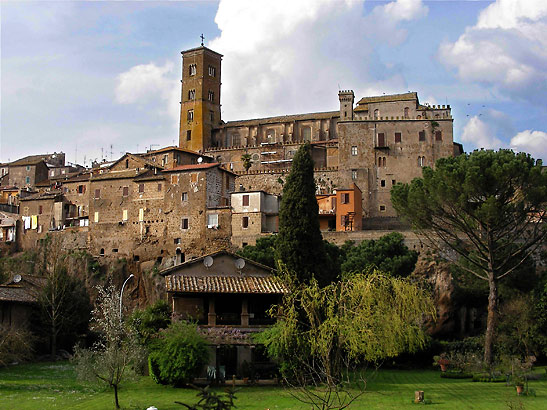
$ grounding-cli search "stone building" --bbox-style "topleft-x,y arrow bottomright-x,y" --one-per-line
176,45 -> 463,223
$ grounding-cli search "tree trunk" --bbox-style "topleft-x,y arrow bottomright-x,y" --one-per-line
114,384 -> 120,409
484,277 -> 498,367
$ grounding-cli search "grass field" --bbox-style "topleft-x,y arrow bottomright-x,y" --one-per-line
1,361 -> 546,409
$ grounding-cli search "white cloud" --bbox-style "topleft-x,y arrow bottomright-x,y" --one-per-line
114,62 -> 180,127
461,116 -> 505,150
439,0 -> 547,105
510,130 -> 547,161
209,0 -> 428,120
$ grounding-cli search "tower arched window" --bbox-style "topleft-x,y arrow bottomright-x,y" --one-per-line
374,109 -> 380,120
404,107 -> 409,119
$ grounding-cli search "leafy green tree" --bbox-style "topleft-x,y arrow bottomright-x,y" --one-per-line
340,232 -> 418,276
241,153 -> 252,172
257,269 -> 434,409
73,283 -> 146,409
236,235 -> 277,268
148,321 -> 209,386
275,143 -> 334,286
391,149 -> 547,366
130,300 -> 171,346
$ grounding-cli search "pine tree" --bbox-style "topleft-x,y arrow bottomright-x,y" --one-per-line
275,143 -> 334,286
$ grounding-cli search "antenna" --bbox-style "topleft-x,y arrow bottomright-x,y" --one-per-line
203,256 -> 213,268
197,157 -> 203,164
235,258 -> 245,271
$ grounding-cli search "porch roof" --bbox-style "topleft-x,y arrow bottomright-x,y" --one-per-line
166,275 -> 287,294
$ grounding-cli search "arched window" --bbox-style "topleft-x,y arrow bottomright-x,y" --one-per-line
266,129 -> 275,143
418,156 -> 425,167
125,159 -> 129,168
302,127 -> 311,142
374,109 -> 380,120
404,107 -> 410,119
382,157 -> 386,167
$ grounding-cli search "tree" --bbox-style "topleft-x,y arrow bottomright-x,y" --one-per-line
236,235 -> 277,268
241,153 -> 252,172
130,299 -> 171,346
257,269 -> 435,409
73,283 -> 145,409
391,149 -> 547,366
275,143 -> 334,286
340,232 -> 418,276
34,236 -> 91,356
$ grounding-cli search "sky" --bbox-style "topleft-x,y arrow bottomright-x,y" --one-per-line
1,0 -> 546,166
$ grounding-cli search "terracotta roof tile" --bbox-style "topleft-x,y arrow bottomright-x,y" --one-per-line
166,275 -> 287,294
220,111 -> 339,128
163,163 -> 220,172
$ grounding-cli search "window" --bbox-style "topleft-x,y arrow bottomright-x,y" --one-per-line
187,109 -> 194,121
231,134 -> 240,146
418,156 -> 426,167
171,175 -> 179,185
242,194 -> 249,206
78,185 -> 86,194
181,218 -> 189,230
50,170 -> 55,177
138,183 -> 144,193
392,179 -> 396,185
186,130 -> 191,141
419,131 -> 426,141
191,173 -> 198,183
208,91 -> 214,102
207,214 -> 218,228
404,107 -> 410,119
208,65 -> 216,77
210,110 -> 214,122
174,238 -> 181,245
26,176 -> 30,184
242,216 -> 249,228
378,157 -> 386,167
125,159 -> 129,168
94,212 -> 99,223
188,89 -> 195,100
122,210 -> 128,221
122,186 -> 129,197
26,165 -> 31,171
341,193 -> 350,204
435,131 -> 442,141
374,109 -> 379,120
341,215 -> 348,227
381,180 -> 386,187
100,248 -> 105,256
352,170 -> 358,180
157,183 -> 162,192
379,205 -> 386,211
395,132 -> 402,143
377,133 -> 385,147
302,127 -> 311,142
226,177 -> 230,190
189,64 -> 196,76
38,205 -> 43,215
182,192 -> 188,202
94,189 -> 100,199
139,208 -> 144,222
266,129 -> 275,143
351,146 -> 358,156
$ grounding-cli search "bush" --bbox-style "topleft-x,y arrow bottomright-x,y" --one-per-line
472,373 -> 507,383
131,300 -> 171,346
148,354 -> 167,385
149,321 -> 209,386
0,326 -> 34,366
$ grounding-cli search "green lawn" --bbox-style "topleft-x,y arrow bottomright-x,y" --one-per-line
1,361 -> 546,409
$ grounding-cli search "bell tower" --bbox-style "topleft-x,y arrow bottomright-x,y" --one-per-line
178,43 -> 222,152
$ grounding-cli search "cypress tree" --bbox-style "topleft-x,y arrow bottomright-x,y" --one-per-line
275,143 -> 334,286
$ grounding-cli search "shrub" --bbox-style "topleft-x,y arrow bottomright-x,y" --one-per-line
150,321 -> 209,386
0,326 -> 34,366
130,300 -> 171,346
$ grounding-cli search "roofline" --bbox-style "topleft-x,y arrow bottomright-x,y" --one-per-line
160,249 -> 275,277
218,110 -> 339,127
181,45 -> 223,58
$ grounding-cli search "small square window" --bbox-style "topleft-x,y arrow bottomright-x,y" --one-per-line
435,131 -> 442,141
392,179 -> 396,185
182,192 -> 188,202
157,183 -> 162,192
242,216 -> 249,228
181,218 -> 189,230
78,185 -> 86,194
208,65 -> 216,77
341,193 -> 350,204
138,183 -> 144,193
419,131 -> 426,141
186,130 -> 191,141
26,165 -> 31,171
395,132 -> 402,143
189,64 -> 196,76
187,109 -> 194,121
351,146 -> 358,156
207,214 -> 218,228
188,89 -> 195,100
379,205 -> 386,211
94,189 -> 101,199
122,186 -> 129,197
174,238 -> 181,245
171,175 -> 179,185
352,170 -> 357,180
381,180 -> 386,187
